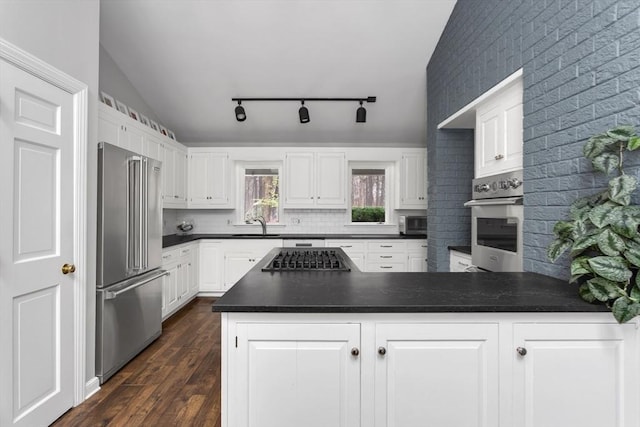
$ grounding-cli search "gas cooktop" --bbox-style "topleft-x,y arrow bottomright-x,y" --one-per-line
262,249 -> 351,272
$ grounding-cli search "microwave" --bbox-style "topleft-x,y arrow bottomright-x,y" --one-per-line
398,216 -> 427,235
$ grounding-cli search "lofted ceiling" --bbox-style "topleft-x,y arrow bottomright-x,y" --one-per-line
100,0 -> 457,147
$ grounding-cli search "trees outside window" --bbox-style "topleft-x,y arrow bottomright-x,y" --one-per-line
351,168 -> 386,223
243,167 -> 280,223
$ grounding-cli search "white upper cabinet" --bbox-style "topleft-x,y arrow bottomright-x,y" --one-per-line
475,79 -> 523,178
398,151 -> 427,208
161,141 -> 188,208
98,103 -> 188,208
283,151 -> 346,209
188,150 -> 232,208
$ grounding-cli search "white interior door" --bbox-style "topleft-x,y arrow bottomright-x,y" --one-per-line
0,59 -> 76,426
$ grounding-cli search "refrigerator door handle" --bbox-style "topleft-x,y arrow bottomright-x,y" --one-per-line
128,156 -> 144,271
141,158 -> 148,270
105,270 -> 168,300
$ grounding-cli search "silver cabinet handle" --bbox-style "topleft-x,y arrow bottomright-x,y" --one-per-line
495,154 -> 504,160
380,245 -> 393,248
380,266 -> 393,269
380,255 -> 392,259
378,347 -> 386,356
516,347 -> 527,356
351,347 -> 360,357
340,245 -> 352,248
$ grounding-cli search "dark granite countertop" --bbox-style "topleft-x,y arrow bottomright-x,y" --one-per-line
448,245 -> 471,255
163,233 -> 427,248
212,248 -> 608,314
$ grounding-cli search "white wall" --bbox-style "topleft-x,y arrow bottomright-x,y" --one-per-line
0,0 -> 100,393
99,44 -> 162,123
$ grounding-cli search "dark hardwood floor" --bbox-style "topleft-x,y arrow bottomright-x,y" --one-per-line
52,297 -> 221,427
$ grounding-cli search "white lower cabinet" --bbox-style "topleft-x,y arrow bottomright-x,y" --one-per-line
221,313 -> 639,427
229,322 -> 361,427
407,240 -> 428,272
512,322 -> 639,427
375,323 -> 499,427
223,240 -> 282,290
326,240 -> 366,271
161,243 -> 197,320
199,241 -> 224,294
450,249 -> 472,272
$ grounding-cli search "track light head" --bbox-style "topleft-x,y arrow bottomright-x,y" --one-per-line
299,100 -> 310,124
235,101 -> 246,122
356,101 -> 366,123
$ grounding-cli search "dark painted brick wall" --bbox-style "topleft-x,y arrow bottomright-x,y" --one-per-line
427,0 -> 640,275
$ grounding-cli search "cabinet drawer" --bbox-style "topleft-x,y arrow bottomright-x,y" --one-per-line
366,262 -> 407,272
450,250 -> 472,272
326,241 -> 365,253
162,248 -> 180,263
407,240 -> 428,251
367,241 -> 406,252
368,253 -> 406,263
180,247 -> 192,257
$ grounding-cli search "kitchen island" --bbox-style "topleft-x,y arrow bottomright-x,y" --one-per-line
212,248 -> 639,427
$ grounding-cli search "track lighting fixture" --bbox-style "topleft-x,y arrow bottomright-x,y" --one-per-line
356,100 -> 366,123
231,96 -> 376,124
299,100 -> 310,123
235,101 -> 246,122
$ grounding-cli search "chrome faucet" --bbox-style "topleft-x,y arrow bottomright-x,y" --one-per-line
253,216 -> 267,236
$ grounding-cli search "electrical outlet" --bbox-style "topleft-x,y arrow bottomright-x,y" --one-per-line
227,219 -> 233,225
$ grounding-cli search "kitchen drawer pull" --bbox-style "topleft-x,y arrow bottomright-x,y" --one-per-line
380,266 -> 393,269
380,245 -> 393,248
340,245 -> 353,248
495,154 -> 504,160
380,255 -> 392,259
458,261 -> 469,266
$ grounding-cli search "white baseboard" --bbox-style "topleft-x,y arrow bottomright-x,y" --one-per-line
197,291 -> 224,297
83,377 -> 100,402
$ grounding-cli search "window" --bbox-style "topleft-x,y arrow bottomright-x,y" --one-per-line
351,165 -> 388,223
241,165 -> 281,224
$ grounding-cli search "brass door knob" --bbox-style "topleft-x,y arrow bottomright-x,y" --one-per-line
61,264 -> 76,274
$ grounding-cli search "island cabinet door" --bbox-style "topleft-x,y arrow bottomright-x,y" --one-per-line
374,323 -> 499,427
512,323 -> 639,427
230,323 -> 361,427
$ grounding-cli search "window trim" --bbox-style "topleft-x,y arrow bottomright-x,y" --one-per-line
236,161 -> 283,225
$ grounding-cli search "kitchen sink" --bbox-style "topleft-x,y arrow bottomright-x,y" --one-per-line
230,233 -> 281,238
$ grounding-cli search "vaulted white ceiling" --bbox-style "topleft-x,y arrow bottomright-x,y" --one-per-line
100,0 -> 457,146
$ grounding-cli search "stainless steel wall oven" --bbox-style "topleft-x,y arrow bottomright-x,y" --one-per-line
465,170 -> 523,272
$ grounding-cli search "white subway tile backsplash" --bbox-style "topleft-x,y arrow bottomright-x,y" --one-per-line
163,208 -> 402,236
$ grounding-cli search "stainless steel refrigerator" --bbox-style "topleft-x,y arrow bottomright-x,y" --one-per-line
96,142 -> 167,384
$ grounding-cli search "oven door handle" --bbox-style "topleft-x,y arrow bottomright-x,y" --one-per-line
464,197 -> 523,207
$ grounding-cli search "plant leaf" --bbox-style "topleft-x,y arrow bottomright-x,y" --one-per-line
587,256 -> 632,282
609,175 -> 638,206
578,283 -> 597,303
591,152 -> 620,174
628,136 -> 640,151
623,241 -> 640,267
571,219 -> 590,240
547,239 -> 572,262
607,125 -> 635,141
552,221 -> 574,239
570,256 -> 592,275
611,296 -> 640,323
631,283 -> 640,301
586,277 -> 624,302
584,135 -> 611,159
610,208 -> 640,239
570,235 -> 597,255
588,202 -> 620,228
596,228 -> 626,256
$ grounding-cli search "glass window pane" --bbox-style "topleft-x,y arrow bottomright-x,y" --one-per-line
351,169 -> 385,222
245,170 -> 279,223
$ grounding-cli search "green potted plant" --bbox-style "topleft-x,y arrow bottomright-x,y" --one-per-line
547,125 -> 640,323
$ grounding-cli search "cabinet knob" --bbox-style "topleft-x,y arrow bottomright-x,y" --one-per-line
351,347 -> 360,357
495,154 -> 504,160
378,346 -> 386,356
516,347 -> 527,356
